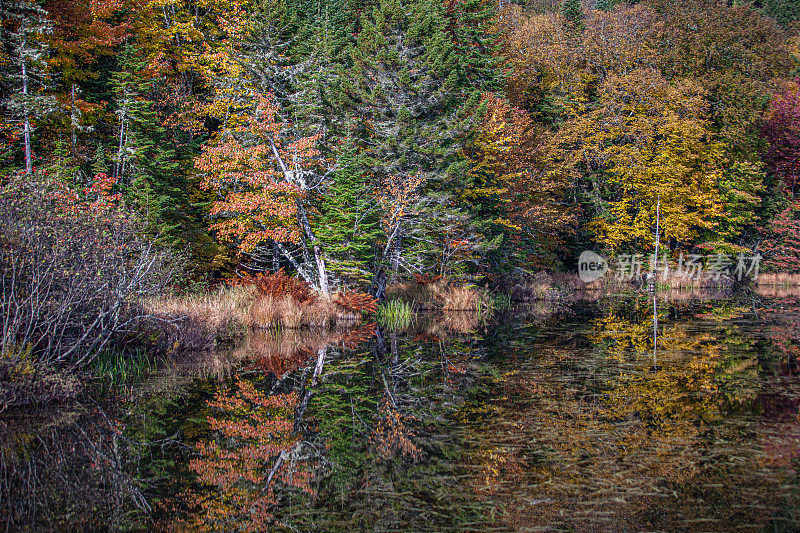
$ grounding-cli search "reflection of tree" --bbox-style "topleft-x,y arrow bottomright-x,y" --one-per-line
0,407 -> 151,530
181,379 -> 315,530
458,297 -> 799,530
273,328 -> 489,530
759,297 -> 800,370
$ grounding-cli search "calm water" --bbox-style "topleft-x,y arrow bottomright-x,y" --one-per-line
2,293 -> 799,531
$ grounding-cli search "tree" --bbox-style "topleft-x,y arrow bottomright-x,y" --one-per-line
337,0 -> 498,281
651,0 -> 791,160
546,70 -> 724,253
761,199 -> 800,273
44,0 -> 132,159
315,142 -> 383,285
196,94 -> 333,294
464,93 -> 574,269
762,81 -> 800,195
1,0 -> 55,174
560,0 -> 583,31
711,161 -> 767,252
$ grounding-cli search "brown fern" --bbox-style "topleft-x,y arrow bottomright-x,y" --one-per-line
414,273 -> 443,285
334,291 -> 378,314
229,269 -> 317,303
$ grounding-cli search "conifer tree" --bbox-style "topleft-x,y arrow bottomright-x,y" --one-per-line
109,43 -> 187,242
560,0 -> 584,31
315,141 -> 382,285
0,0 -> 55,173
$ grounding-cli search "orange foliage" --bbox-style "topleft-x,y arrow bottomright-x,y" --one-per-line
182,379 -> 313,530
414,273 -> 443,285
230,268 -> 317,304
374,397 -> 421,462
196,95 -> 321,254
333,291 -> 378,314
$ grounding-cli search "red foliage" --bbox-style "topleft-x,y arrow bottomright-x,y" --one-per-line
182,380 -> 313,530
414,273 -> 443,285
334,291 -> 378,314
337,323 -> 377,349
761,198 -> 800,273
230,268 -> 317,303
763,81 -> 800,193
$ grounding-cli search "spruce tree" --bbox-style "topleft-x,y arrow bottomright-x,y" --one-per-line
110,44 -> 188,243
315,141 -> 382,285
560,0 -> 584,32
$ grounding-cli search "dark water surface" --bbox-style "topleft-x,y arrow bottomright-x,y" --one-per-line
2,294 -> 799,531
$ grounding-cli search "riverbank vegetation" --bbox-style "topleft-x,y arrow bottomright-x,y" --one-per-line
0,0 -> 799,406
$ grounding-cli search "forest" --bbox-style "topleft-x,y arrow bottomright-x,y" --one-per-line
0,0 -> 799,404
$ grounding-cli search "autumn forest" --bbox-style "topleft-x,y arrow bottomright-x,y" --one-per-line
2,0 -> 800,529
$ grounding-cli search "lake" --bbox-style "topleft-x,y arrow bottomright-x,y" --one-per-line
2,291 -> 799,531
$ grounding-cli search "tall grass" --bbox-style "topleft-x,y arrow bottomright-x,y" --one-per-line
93,350 -> 157,390
143,284 -> 256,334
377,299 -> 414,330
493,293 -> 513,310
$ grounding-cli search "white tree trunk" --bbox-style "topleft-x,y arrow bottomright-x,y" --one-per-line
21,33 -> 32,175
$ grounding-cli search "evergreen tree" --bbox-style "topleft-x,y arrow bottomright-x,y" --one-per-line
0,0 -> 55,173
109,43 -> 190,243
336,0 -> 498,279
315,141 -> 382,285
560,0 -> 584,31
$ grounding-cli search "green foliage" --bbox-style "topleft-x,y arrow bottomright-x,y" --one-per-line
316,143 -> 383,284
561,0 -> 584,30
94,349 -> 157,391
376,299 -> 414,330
712,161 -> 767,250
110,44 -> 189,244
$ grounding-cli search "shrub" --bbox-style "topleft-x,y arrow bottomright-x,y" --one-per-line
334,291 -> 378,315
0,173 -> 178,370
230,268 -> 316,303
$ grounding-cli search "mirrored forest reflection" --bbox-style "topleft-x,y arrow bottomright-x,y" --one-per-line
2,294 -> 800,531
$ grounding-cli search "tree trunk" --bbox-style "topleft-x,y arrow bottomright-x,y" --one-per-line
314,244 -> 329,297
389,234 -> 402,284
371,268 -> 387,301
21,33 -> 32,175
271,241 -> 280,273
115,93 -> 127,182
70,84 -> 77,157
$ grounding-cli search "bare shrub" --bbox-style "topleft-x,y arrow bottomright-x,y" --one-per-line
0,174 -> 178,373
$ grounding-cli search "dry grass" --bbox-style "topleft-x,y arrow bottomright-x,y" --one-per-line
387,279 -> 449,308
442,285 -> 482,311
145,281 -> 378,334
144,285 -> 257,332
388,279 -> 491,311
756,273 -> 800,287
246,291 -> 374,329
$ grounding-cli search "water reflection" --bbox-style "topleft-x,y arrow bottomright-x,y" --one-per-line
1,298 -> 799,530
462,296 -> 800,531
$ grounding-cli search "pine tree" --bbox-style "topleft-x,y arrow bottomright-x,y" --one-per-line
560,0 -> 584,32
315,141 -> 382,285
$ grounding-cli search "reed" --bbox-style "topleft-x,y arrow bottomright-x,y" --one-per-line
94,349 -> 156,390
143,284 -> 256,332
377,299 -> 414,330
